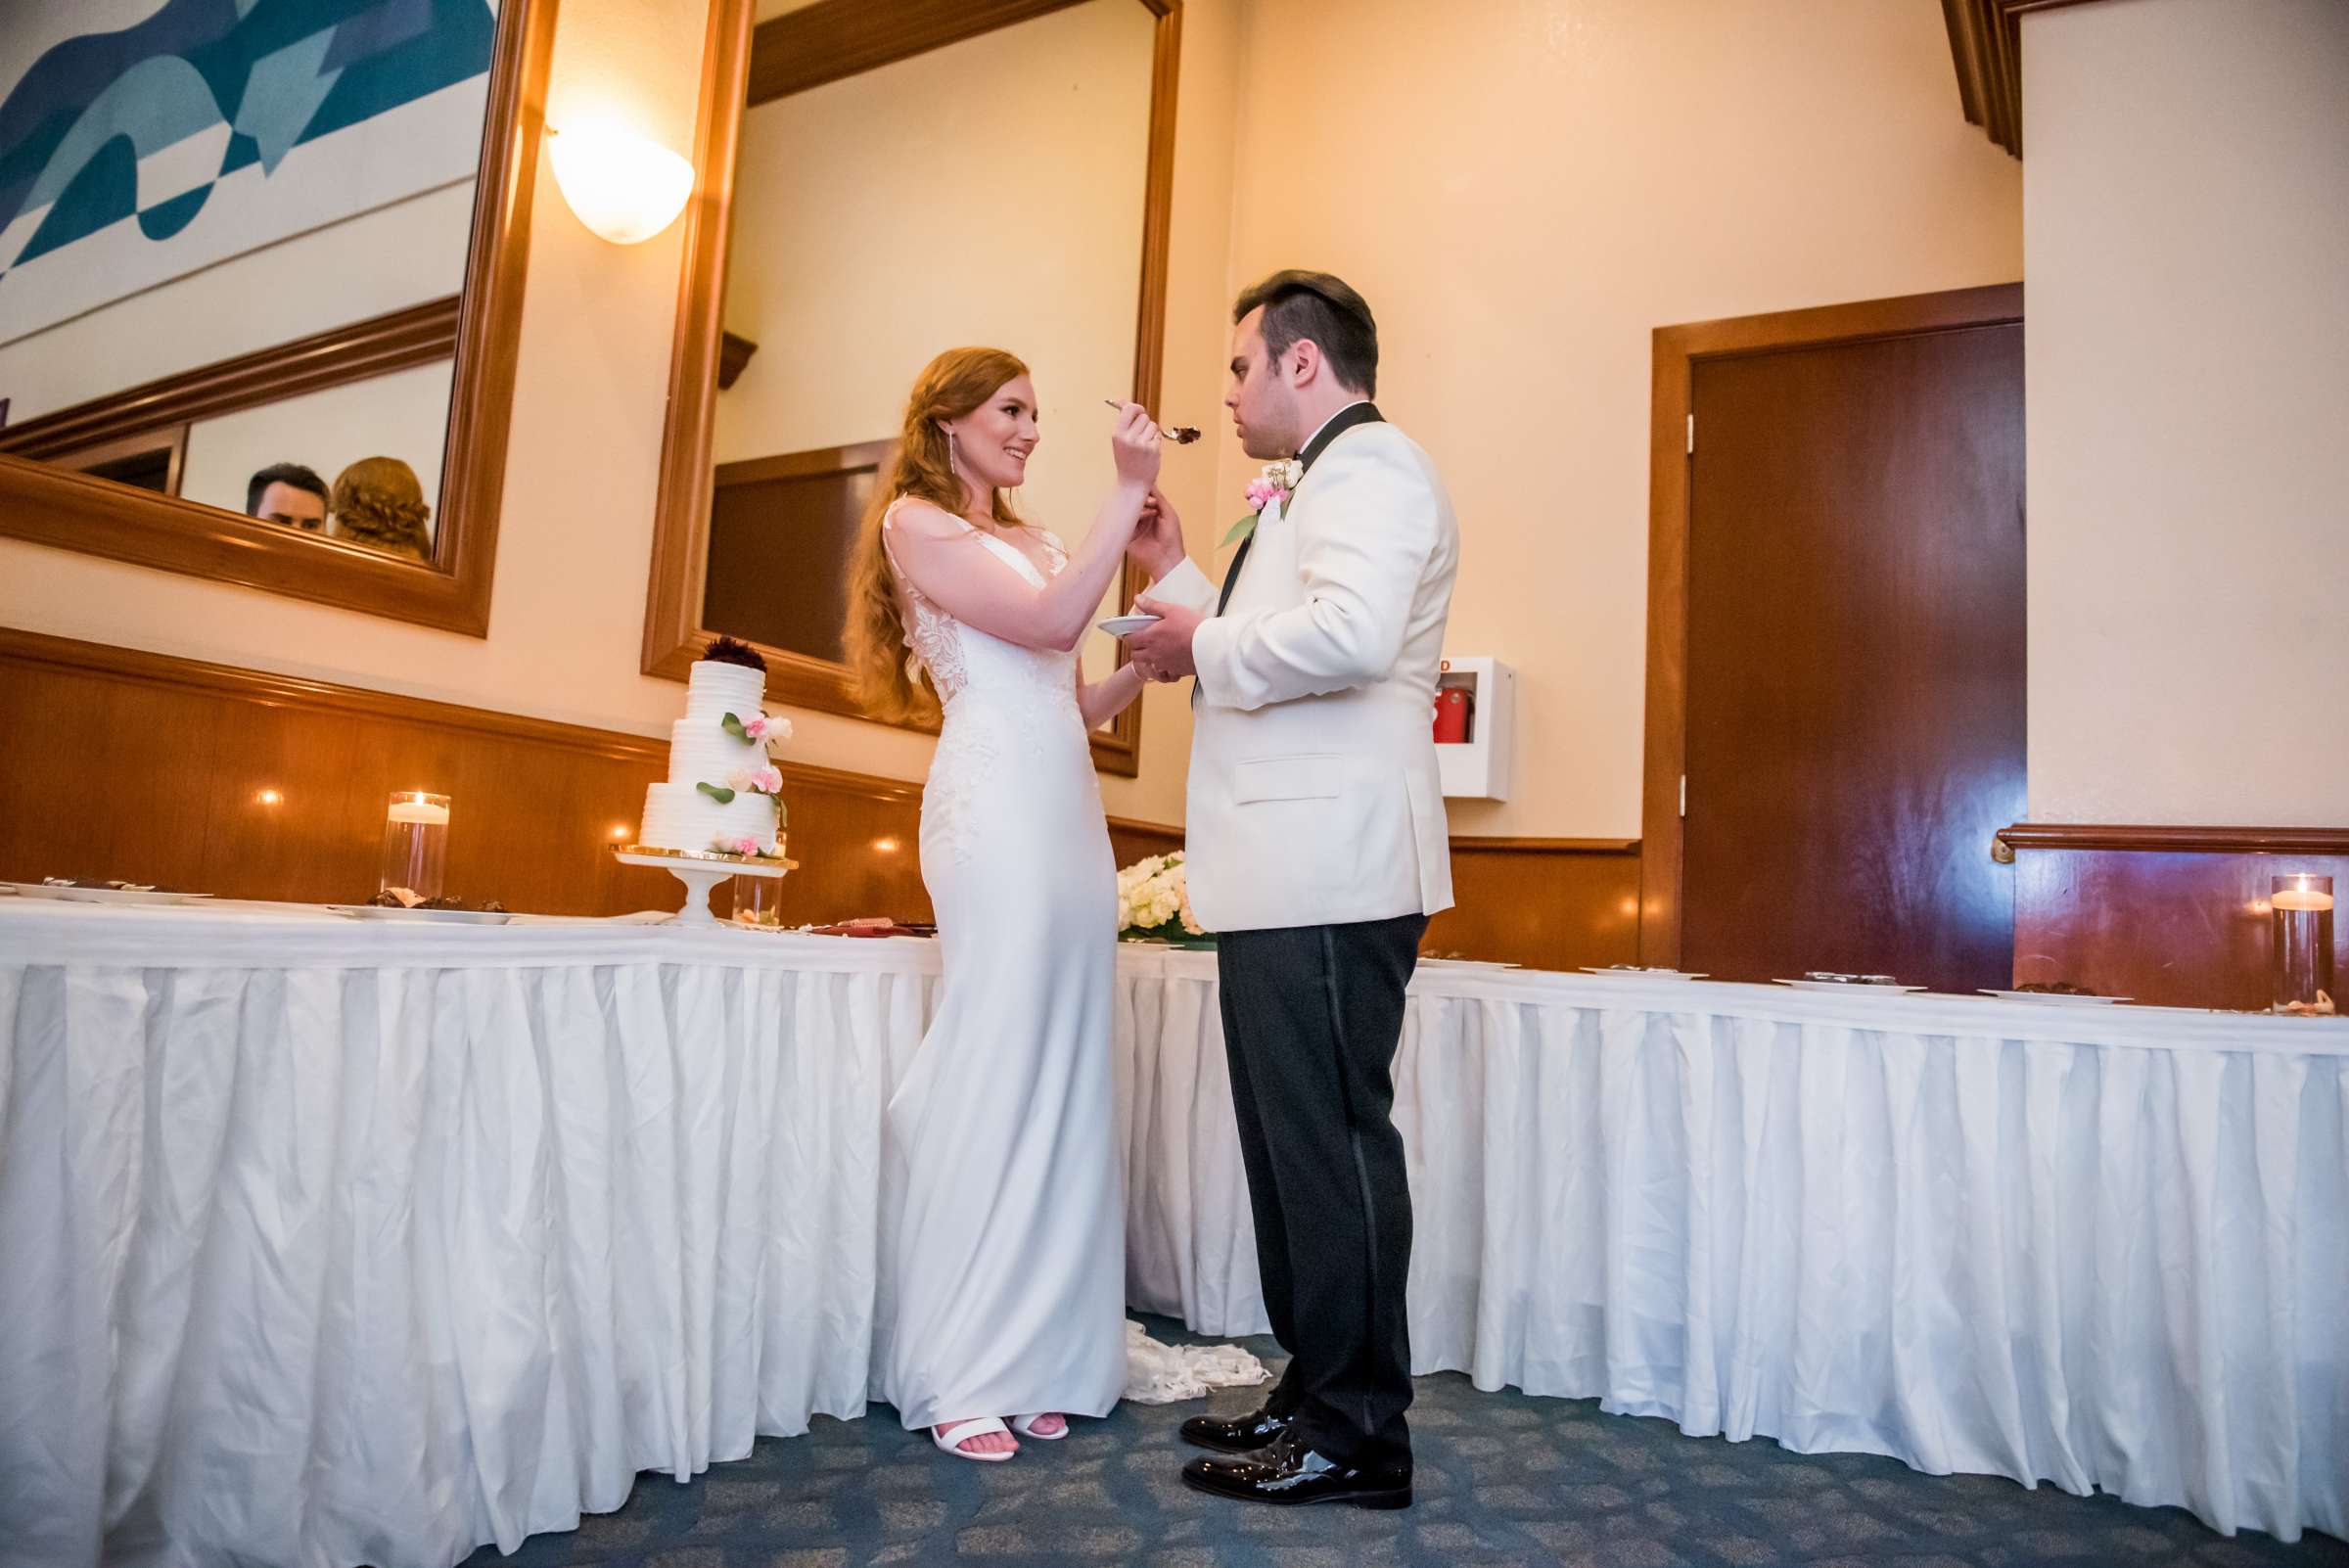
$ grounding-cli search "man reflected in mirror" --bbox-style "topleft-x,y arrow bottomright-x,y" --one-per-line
246,463 -> 329,531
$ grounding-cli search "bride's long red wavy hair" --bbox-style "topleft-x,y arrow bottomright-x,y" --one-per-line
845,347 -> 1032,722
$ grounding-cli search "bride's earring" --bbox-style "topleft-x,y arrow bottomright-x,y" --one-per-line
945,427 -> 962,480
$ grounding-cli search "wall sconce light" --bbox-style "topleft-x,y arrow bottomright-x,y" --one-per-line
548,121 -> 694,245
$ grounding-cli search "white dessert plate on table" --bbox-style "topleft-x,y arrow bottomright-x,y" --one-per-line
1773,978 -> 1926,994
1420,958 -> 1521,970
1098,613 -> 1162,637
11,882 -> 212,906
327,904 -> 513,925
1980,989 -> 2132,1005
1578,965 -> 1705,981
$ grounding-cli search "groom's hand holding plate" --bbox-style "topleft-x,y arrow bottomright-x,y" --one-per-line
1124,595 -> 1204,682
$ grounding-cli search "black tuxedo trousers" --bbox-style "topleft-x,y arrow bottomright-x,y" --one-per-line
1215,911 -> 1426,1467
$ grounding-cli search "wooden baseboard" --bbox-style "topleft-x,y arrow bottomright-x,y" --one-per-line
0,627 -> 1644,962
2001,820 -> 2347,1009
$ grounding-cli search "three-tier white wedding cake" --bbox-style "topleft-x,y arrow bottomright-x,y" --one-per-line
638,641 -> 787,855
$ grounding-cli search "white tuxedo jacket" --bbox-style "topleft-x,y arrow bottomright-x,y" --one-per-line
1151,418 -> 1459,933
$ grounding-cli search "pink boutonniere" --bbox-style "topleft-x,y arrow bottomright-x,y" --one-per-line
1224,458 -> 1305,548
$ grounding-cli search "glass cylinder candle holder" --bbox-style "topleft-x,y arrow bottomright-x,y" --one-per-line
2270,873 -> 2334,1012
733,871 -> 785,927
381,791 -> 450,900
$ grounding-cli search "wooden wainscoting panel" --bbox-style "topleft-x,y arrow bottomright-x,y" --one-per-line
1107,817 -> 1184,871
2,629 -> 1647,962
1427,839 -> 1643,972
2005,822 -> 2348,1010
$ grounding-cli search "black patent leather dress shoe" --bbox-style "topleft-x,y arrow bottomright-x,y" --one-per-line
1180,1438 -> 1412,1509
1177,1404 -> 1296,1453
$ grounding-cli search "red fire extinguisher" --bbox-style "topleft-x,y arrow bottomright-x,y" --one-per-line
1432,686 -> 1471,744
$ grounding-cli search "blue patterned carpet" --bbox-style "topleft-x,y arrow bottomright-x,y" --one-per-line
464,1317 -> 2347,1568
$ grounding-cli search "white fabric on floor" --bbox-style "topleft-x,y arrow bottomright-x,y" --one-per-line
2,903 -> 2344,1565
1121,1320 -> 1267,1406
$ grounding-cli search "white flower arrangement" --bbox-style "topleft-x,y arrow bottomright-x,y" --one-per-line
1117,852 -> 1207,943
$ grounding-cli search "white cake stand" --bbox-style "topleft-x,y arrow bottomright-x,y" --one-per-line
614,846 -> 794,925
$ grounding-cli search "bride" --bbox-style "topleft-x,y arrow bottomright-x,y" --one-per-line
845,346 -> 1162,1460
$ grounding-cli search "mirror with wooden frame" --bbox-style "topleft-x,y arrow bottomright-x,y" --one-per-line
645,0 -> 1182,776
0,0 -> 556,637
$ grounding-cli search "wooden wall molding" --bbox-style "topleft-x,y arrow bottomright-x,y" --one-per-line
2,625 -> 1640,966
1638,284 -> 2024,969
748,0 -> 1113,106
1999,822 -> 2349,855
0,299 -> 459,465
1941,0 -> 2107,157
647,0 -> 1178,778
2003,820 -> 2348,1008
52,423 -> 190,497
0,0 -> 556,637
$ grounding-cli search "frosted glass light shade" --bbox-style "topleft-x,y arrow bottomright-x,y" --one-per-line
548,122 -> 694,245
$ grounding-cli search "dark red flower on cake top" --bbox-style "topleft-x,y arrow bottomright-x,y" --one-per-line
702,636 -> 767,673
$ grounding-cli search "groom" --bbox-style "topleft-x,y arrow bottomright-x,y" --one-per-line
1126,271 -> 1458,1510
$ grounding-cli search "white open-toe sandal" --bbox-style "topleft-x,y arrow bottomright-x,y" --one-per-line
1009,1413 -> 1068,1442
933,1417 -> 1015,1461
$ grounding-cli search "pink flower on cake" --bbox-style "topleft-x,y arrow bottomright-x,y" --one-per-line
712,834 -> 761,856
726,711 -> 795,752
726,765 -> 785,795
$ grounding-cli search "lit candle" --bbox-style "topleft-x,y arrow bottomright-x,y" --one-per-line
387,796 -> 451,826
2274,888 -> 2335,913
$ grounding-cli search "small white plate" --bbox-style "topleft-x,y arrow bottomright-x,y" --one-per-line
1098,613 -> 1162,637
11,882 -> 211,906
1773,978 -> 1926,994
1579,966 -> 1706,981
1421,958 -> 1522,970
328,904 -> 513,925
1980,989 -> 2131,1005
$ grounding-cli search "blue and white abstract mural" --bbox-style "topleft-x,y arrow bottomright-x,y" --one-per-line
0,0 -> 497,342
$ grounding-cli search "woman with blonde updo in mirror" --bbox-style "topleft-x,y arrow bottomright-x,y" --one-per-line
330,455 -> 433,561
845,346 -> 1171,1461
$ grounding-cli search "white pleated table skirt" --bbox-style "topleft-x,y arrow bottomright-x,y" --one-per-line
1,903 -> 2342,1566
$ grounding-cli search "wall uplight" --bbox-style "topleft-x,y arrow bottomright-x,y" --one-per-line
548,121 -> 694,245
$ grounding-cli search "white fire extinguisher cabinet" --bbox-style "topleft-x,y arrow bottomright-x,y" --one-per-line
1434,657 -> 1512,801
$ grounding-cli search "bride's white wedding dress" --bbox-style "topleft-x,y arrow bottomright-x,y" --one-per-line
874,500 -> 1128,1433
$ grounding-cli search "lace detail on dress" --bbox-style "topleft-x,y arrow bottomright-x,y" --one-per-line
882,503 -> 1084,869
881,504 -> 971,707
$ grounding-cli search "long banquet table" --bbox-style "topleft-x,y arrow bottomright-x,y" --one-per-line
0,899 -> 2342,1567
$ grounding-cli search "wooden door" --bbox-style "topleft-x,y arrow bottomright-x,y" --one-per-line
1681,323 -> 2025,992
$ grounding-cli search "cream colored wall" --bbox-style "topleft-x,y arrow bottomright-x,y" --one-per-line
2022,0 -> 2349,827
0,0 -> 1242,829
1212,0 -> 2022,836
